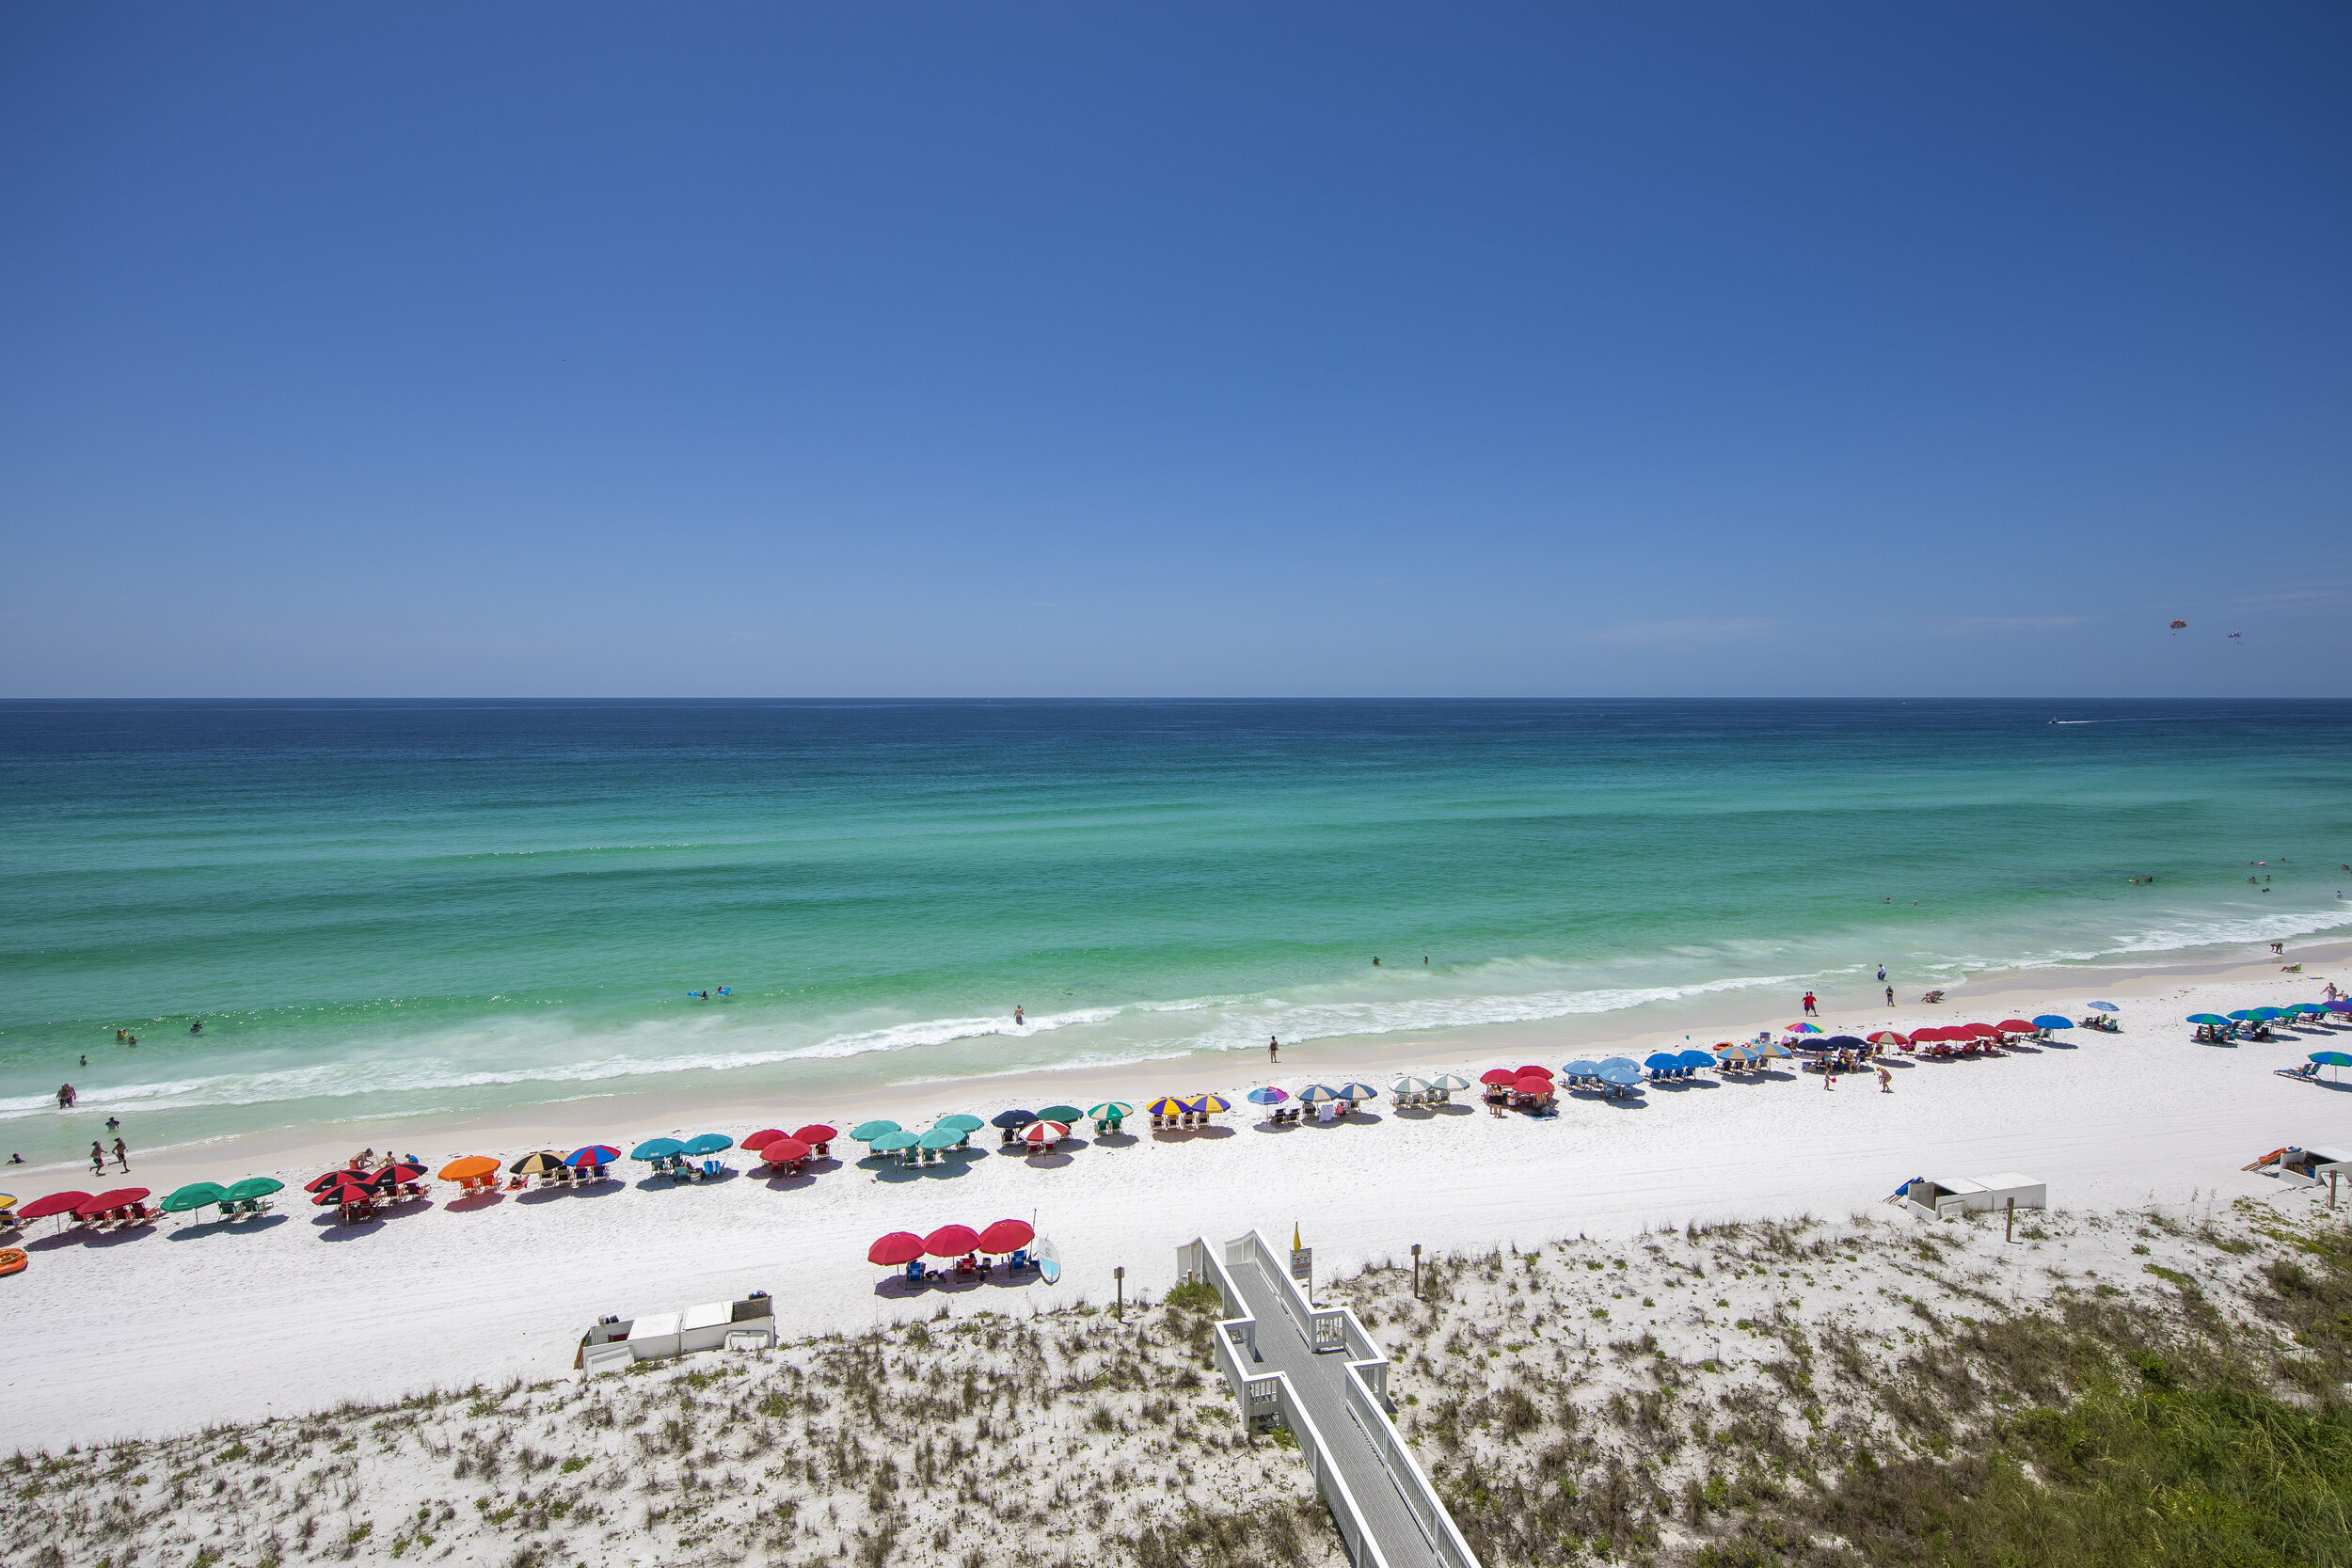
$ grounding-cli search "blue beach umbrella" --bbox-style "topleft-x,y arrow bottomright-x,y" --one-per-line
1753,1039 -> 1793,1059
1822,1035 -> 1867,1050
990,1110 -> 1036,1130
2031,1015 -> 2073,1030
1598,1064 -> 1643,1088
1676,1049 -> 1716,1069
1336,1083 -> 1378,1102
1563,1060 -> 1601,1082
1597,1056 -> 1639,1072
1246,1086 -> 1289,1105
681,1133 -> 733,1156
2227,1010 -> 2264,1022
566,1145 -> 620,1167
2250,1007 -> 2288,1021
1643,1053 -> 1681,1070
2309,1051 -> 2352,1080
1297,1085 -> 1346,1103
2088,1002 -> 2119,1012
630,1138 -> 685,1162
2186,1014 -> 2229,1027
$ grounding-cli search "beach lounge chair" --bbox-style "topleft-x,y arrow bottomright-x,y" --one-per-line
2275,1062 -> 2321,1082
903,1259 -> 924,1285
1009,1248 -> 1029,1270
701,1158 -> 723,1179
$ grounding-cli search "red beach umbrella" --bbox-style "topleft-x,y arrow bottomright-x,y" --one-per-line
1022,1119 -> 1071,1148
1908,1026 -> 1947,1042
741,1130 -> 787,1152
1961,1022 -> 2000,1039
1478,1068 -> 1518,1085
311,1180 -> 373,1208
305,1168 -> 366,1195
374,1163 -> 424,1186
793,1124 -> 837,1144
867,1231 -> 926,1267
760,1137 -> 811,1164
17,1191 -> 91,1221
1995,1020 -> 2038,1034
1514,1065 -> 1554,1080
977,1218 -> 1035,1254
1868,1031 -> 1909,1046
75,1187 -> 149,1218
1513,1074 -> 1553,1098
924,1224 -> 982,1259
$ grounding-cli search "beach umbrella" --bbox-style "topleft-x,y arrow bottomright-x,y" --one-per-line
916,1126 -> 964,1151
1597,1056 -> 1639,1072
438,1156 -> 499,1182
1960,1023 -> 2000,1039
1514,1066 -> 1554,1081
15,1192 -> 89,1222
1676,1049 -> 1716,1069
794,1124 -> 838,1144
311,1180 -> 373,1208
1430,1074 -> 1470,1091
509,1151 -> 566,1177
849,1122 -> 902,1144
2031,1016 -> 2073,1031
373,1163 -> 425,1190
1022,1119 -> 1072,1148
1643,1053 -> 1681,1070
1036,1105 -> 1086,1124
1754,1040 -> 1793,1058
74,1187 -> 148,1218
565,1145 -> 620,1168
224,1177 -> 283,1201
1995,1020 -> 2037,1034
925,1224 -> 982,1259
1598,1064 -> 1642,1087
2330,1001 -> 2352,1014
681,1134 -> 733,1156
1823,1035 -> 1867,1050
868,1231 -> 926,1267
1715,1046 -> 1755,1063
1478,1069 -> 1518,1085
760,1136 -> 811,1164
2249,1007 -> 2288,1021
630,1137 -> 686,1161
1391,1077 -> 1432,1095
1087,1101 -> 1135,1119
1868,1031 -> 1909,1047
1512,1074 -> 1553,1097
989,1110 -> 1036,1131
2226,1009 -> 2264,1022
1246,1086 -> 1289,1105
1188,1095 -> 1233,1115
1563,1059 -> 1602,1080
1296,1084 -> 1346,1102
870,1131 -> 919,1152
2310,1052 -> 2352,1080
936,1115 -> 986,1133
1337,1083 -> 1378,1101
2088,1001 -> 2118,1012
2185,1014 -> 2229,1026
1145,1096 -> 1189,1117
1788,1022 -> 1821,1035
741,1130 -> 787,1152
304,1168 -> 366,1194
978,1218 -> 1035,1254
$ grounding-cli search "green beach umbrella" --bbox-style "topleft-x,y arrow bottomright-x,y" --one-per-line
1086,1101 -> 1132,1119
1430,1074 -> 1469,1090
1036,1104 -> 1086,1124
224,1177 -> 283,1201
916,1126 -> 964,1150
850,1120 -> 902,1143
1391,1076 -> 1432,1095
935,1114 -> 984,1133
2186,1014 -> 2229,1026
870,1130 -> 919,1152
161,1182 -> 228,1213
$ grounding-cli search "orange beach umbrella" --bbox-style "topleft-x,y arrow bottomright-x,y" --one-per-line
437,1156 -> 500,1182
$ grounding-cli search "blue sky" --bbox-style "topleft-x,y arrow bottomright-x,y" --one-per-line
3,4 -> 2346,696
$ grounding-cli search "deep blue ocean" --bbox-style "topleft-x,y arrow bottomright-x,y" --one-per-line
3,699 -> 2347,1161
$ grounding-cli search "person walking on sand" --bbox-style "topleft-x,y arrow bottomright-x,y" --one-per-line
113,1137 -> 129,1171
1878,1065 -> 1892,1093
1823,1064 -> 1836,1090
89,1141 -> 105,1175
1802,991 -> 1818,1017
1268,1036 -> 1279,1063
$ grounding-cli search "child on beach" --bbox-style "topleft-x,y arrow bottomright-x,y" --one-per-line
1878,1066 -> 1892,1092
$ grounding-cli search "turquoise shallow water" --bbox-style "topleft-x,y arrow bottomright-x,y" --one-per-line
3,699 -> 2348,1161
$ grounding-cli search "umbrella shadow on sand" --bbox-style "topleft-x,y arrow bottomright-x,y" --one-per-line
1091,1132 -> 1139,1149
26,1228 -> 93,1252
762,1169 -> 818,1193
167,1213 -> 290,1241
444,1191 -> 504,1212
1393,1102 -> 1475,1119
317,1216 -> 388,1241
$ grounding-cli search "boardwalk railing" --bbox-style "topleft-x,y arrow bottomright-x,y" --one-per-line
1178,1233 -> 1481,1568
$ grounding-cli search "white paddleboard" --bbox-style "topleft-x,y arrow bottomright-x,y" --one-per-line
1033,1233 -> 1060,1285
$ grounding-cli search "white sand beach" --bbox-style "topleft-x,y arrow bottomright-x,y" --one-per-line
4,943 -> 2345,1455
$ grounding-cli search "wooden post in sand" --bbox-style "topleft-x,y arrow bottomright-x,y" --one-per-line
1114,1265 -> 1125,1320
2005,1196 -> 2014,1243
1411,1243 -> 1422,1299
2331,1172 -> 2339,1211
